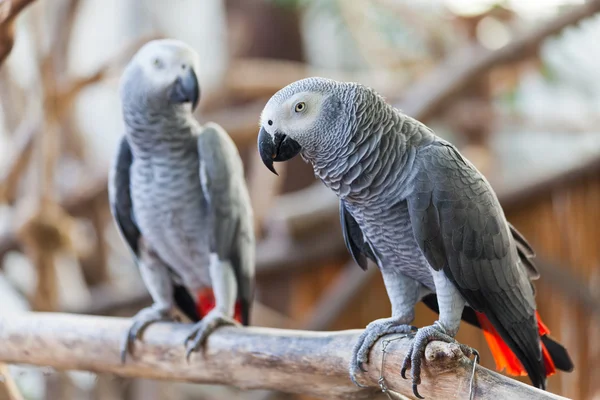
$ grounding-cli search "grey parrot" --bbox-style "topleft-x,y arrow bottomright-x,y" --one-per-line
257,77 -> 573,397
109,39 -> 255,361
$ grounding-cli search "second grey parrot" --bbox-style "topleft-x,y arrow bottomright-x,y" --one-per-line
257,77 -> 572,397
109,39 -> 255,361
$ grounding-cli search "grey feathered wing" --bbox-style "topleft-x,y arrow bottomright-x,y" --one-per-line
108,136 -> 200,322
406,140 -> 546,388
340,199 -> 503,331
340,200 -> 376,270
108,137 -> 140,256
196,123 -> 255,326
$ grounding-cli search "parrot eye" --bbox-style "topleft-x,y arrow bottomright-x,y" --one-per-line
294,102 -> 306,113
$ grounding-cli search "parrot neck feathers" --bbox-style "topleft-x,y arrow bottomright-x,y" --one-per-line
309,92 -> 433,203
123,105 -> 198,155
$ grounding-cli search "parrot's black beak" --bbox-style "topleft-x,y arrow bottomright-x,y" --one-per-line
169,67 -> 200,110
257,127 -> 301,176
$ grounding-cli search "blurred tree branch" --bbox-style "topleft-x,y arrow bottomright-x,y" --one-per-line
222,59 -> 409,109
0,0 -> 37,65
0,313 -> 567,400
223,0 -> 600,126
0,363 -> 24,400
400,0 -> 600,121
0,110 -> 41,204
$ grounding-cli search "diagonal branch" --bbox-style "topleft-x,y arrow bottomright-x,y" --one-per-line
0,363 -> 24,400
0,0 -> 37,65
399,0 -> 600,121
0,313 -> 567,400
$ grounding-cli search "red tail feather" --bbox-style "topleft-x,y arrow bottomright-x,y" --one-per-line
475,311 -> 555,377
536,311 -> 556,376
196,288 -> 242,322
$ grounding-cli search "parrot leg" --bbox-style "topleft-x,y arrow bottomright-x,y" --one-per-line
349,318 -> 416,386
184,309 -> 239,360
184,254 -> 240,360
400,321 -> 477,399
401,269 -> 477,399
121,244 -> 175,363
120,304 -> 174,363
349,269 -> 421,387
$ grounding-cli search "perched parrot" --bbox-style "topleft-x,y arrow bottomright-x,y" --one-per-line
109,39 -> 255,361
257,77 -> 573,397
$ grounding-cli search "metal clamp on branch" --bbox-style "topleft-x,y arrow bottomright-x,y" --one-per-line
0,313 -> 567,400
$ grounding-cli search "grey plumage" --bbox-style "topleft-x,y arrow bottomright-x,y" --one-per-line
258,77 -> 572,395
109,39 -> 255,361
197,123 -> 255,324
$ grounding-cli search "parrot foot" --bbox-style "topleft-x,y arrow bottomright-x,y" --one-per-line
184,310 -> 239,361
401,321 -> 477,399
349,317 -> 416,388
121,305 -> 174,364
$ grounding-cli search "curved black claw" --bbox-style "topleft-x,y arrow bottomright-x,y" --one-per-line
400,345 -> 413,379
184,311 -> 238,362
401,322 -> 477,399
348,318 -> 416,388
120,306 -> 173,363
413,383 -> 424,399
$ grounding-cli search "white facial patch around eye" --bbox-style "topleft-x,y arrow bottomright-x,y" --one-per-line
144,48 -> 183,87
283,93 -> 323,135
287,92 -> 311,114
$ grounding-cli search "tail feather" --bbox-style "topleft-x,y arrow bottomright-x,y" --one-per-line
196,288 -> 243,323
421,294 -> 573,377
476,312 -> 528,376
475,311 -> 565,377
541,335 -> 574,372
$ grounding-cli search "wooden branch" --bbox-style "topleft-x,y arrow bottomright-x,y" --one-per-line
0,35 -> 154,203
0,109 -> 42,205
0,363 -> 24,400
48,0 -> 81,73
0,0 -> 37,65
0,313 -> 566,400
224,59 -> 409,104
0,175 -> 107,258
400,0 -> 600,121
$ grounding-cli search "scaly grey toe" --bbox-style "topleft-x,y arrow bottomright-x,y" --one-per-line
120,306 -> 172,363
401,322 -> 476,399
349,319 -> 415,388
184,312 -> 237,361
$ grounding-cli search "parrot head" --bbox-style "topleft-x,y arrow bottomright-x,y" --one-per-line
258,77 -> 348,175
120,39 -> 201,112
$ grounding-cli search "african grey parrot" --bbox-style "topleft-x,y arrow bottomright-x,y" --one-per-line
109,39 -> 255,361
257,77 -> 572,397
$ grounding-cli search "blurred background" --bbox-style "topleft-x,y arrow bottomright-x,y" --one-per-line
0,0 -> 599,399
